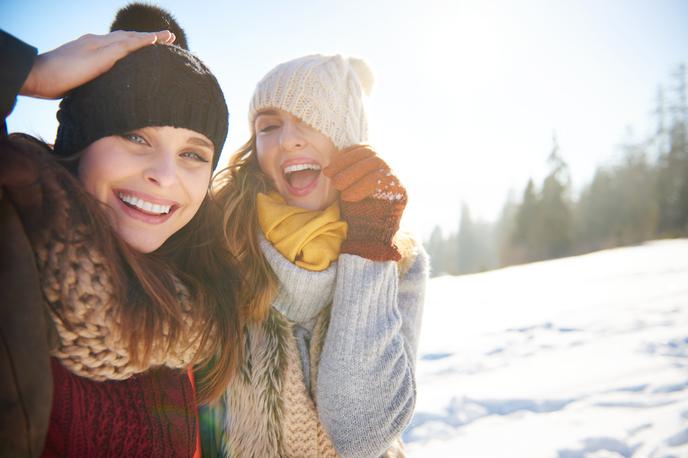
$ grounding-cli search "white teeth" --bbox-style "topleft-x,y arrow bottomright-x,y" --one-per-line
118,193 -> 172,214
283,163 -> 321,175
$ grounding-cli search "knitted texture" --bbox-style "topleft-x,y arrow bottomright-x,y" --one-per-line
54,43 -> 228,170
2,137 -> 207,380
249,54 -> 373,150
222,309 -> 339,458
257,192 -> 347,271
323,145 -> 407,261
280,310 -> 337,458
33,229 -> 204,380
213,234 -> 426,458
259,234 -> 337,326
18,145 -> 209,381
223,312 -> 287,457
42,358 -> 197,457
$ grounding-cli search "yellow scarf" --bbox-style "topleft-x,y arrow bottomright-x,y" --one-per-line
257,192 -> 348,271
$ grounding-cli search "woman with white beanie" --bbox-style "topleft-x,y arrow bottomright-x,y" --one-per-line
203,54 -> 428,457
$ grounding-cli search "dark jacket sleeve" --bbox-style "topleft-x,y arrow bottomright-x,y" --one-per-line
0,30 -> 38,136
0,32 -> 52,458
0,194 -> 54,458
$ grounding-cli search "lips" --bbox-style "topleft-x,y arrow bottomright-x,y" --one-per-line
282,159 -> 322,196
113,189 -> 179,224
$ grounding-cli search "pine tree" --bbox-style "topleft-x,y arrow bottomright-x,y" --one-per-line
657,64 -> 688,234
508,179 -> 540,264
456,204 -> 476,274
426,226 -> 446,276
539,134 -> 573,259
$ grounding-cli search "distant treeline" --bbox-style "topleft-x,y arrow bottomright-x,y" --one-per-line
425,64 -> 688,277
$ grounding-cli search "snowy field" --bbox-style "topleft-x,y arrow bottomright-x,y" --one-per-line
406,240 -> 688,458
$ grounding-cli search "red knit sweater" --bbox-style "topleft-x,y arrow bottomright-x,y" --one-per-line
42,358 -> 197,457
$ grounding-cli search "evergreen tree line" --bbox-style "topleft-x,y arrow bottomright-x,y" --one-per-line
425,64 -> 688,277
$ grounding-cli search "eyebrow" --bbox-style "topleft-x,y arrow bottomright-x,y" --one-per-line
255,110 -> 279,118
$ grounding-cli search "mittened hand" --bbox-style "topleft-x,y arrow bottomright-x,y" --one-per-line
323,145 -> 407,261
323,145 -> 407,203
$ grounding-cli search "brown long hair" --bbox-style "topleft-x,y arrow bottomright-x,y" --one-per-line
211,137 -> 277,323
10,133 -> 243,403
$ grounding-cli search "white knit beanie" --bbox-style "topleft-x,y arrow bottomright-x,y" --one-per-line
249,54 -> 374,150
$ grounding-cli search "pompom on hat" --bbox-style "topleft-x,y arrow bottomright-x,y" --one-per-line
54,3 -> 228,170
249,54 -> 374,150
111,3 -> 189,50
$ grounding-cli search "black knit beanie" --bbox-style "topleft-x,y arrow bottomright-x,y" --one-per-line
53,4 -> 228,170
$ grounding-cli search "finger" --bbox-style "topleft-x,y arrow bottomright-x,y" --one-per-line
98,29 -> 167,44
330,155 -> 388,191
95,32 -> 163,67
340,169 -> 387,202
323,145 -> 376,177
120,30 -> 171,49
148,30 -> 175,44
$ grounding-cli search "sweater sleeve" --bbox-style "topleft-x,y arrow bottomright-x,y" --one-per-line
0,30 -> 37,135
316,243 -> 428,458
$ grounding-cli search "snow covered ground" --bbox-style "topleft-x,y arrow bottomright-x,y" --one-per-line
406,240 -> 688,458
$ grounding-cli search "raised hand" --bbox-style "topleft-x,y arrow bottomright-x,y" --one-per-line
20,29 -> 175,99
323,145 -> 407,261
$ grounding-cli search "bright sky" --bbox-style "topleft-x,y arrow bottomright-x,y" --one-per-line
3,0 -> 687,238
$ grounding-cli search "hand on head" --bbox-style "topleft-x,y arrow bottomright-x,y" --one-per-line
20,29 -> 175,99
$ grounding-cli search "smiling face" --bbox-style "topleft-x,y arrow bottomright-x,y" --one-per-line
78,126 -> 214,253
254,109 -> 338,211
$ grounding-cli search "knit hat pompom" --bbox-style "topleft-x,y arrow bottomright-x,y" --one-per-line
111,2 -> 188,50
249,54 -> 373,150
348,57 -> 374,96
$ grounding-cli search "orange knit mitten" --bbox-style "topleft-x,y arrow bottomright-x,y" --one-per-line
323,145 -> 407,261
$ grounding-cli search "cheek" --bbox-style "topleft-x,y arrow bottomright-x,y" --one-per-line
255,142 -> 276,179
78,147 -> 111,202
306,129 -> 336,165
324,179 -> 339,205
185,171 -> 211,212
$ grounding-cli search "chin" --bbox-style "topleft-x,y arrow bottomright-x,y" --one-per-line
117,228 -> 166,254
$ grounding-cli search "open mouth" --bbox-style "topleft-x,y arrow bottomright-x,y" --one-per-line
283,162 -> 322,191
118,192 -> 174,215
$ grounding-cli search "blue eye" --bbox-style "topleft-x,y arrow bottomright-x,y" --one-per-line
181,151 -> 210,163
123,133 -> 148,145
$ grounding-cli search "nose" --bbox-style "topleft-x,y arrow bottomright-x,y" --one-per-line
143,152 -> 178,188
280,119 -> 307,151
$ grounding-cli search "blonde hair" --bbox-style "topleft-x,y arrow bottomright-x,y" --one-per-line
212,136 -> 277,322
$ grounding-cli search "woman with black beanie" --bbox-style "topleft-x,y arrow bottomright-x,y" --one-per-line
0,4 -> 243,457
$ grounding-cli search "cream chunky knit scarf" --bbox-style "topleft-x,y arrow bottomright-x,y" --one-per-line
221,235 -> 418,457
34,229 -> 204,381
